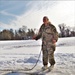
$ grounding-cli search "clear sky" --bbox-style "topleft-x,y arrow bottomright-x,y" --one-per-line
0,0 -> 75,32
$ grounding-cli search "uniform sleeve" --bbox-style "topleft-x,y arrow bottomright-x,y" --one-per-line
53,26 -> 59,42
35,25 -> 42,40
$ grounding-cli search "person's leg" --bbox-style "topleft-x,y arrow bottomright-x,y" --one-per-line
47,47 -> 55,71
48,46 -> 56,66
42,50 -> 48,66
42,49 -> 48,70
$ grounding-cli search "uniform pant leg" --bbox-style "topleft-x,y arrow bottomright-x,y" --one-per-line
47,45 -> 56,65
42,49 -> 48,66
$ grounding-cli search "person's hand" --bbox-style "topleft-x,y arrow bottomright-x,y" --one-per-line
52,39 -> 56,44
32,36 -> 36,40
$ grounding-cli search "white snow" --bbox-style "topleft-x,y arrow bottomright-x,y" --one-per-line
0,37 -> 75,75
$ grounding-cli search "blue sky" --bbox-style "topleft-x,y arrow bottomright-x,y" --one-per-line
0,0 -> 75,31
0,0 -> 30,23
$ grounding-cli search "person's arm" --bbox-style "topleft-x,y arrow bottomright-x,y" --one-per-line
52,26 -> 59,43
34,32 -> 42,40
33,25 -> 42,40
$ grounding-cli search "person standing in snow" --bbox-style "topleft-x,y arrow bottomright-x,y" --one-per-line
33,16 -> 58,70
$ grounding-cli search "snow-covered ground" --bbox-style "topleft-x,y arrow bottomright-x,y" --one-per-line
0,37 -> 75,75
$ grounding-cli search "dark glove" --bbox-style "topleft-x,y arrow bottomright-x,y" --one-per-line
32,36 -> 37,40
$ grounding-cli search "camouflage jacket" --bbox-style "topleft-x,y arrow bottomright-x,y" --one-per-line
35,23 -> 59,44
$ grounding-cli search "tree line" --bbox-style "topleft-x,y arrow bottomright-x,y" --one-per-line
0,23 -> 75,40
0,26 -> 36,40
58,23 -> 75,37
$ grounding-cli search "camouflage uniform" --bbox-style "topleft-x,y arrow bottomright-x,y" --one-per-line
35,22 -> 58,66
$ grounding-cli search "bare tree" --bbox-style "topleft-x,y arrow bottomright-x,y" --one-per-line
58,23 -> 66,37
2,30 -> 11,40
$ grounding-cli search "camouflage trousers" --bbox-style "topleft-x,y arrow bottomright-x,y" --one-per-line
42,43 -> 56,66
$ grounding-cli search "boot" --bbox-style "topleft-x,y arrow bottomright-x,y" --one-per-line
48,65 -> 54,71
42,65 -> 48,70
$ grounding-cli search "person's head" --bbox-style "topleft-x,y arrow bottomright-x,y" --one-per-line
43,16 -> 49,24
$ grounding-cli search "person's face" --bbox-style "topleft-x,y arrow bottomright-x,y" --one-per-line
43,18 -> 48,24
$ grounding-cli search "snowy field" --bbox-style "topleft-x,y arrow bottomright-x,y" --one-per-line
0,37 -> 75,75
